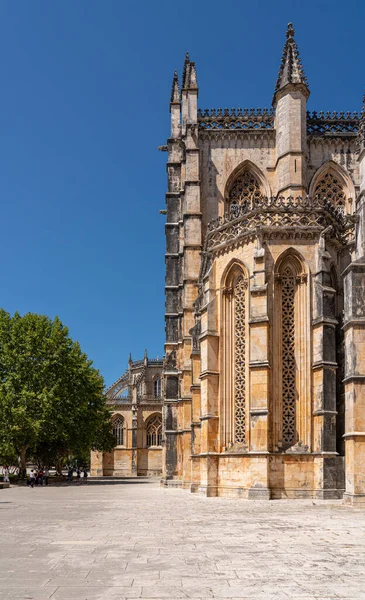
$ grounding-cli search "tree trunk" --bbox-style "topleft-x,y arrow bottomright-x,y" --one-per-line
18,447 -> 27,480
55,457 -> 63,476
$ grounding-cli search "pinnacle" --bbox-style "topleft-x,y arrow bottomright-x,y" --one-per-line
182,51 -> 191,89
273,22 -> 309,105
170,70 -> 180,104
182,51 -> 198,90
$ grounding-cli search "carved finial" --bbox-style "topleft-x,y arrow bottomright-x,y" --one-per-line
128,352 -> 132,365
170,70 -> 180,104
286,22 -> 295,38
273,22 -> 309,106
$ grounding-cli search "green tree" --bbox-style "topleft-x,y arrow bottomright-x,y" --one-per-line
0,310 -> 115,478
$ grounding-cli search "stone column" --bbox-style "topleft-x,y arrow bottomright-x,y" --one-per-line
247,242 -> 271,499
198,269 -> 219,496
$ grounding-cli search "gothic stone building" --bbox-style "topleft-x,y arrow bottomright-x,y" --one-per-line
161,23 -> 365,505
91,352 -> 163,476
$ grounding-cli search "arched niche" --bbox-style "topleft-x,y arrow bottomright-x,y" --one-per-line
220,260 -> 250,450
224,160 -> 271,211
309,160 -> 356,214
273,249 -> 311,452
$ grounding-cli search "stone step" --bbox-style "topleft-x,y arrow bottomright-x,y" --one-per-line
86,476 -> 154,485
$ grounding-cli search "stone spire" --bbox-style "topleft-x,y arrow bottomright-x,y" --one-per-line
182,52 -> 198,90
359,89 -> 365,148
182,52 -> 190,89
170,70 -> 180,104
273,22 -> 309,106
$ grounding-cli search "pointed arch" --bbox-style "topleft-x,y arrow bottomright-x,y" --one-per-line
221,260 -> 249,449
153,375 -> 162,399
112,414 -> 125,446
145,413 -> 162,447
309,160 -> 356,214
224,160 -> 271,209
273,249 -> 310,452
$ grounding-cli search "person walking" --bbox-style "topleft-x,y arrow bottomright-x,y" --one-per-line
3,466 -> 10,483
76,468 -> 81,481
44,467 -> 49,486
83,468 -> 88,484
38,469 -> 44,486
29,470 -> 35,488
68,467 -> 73,483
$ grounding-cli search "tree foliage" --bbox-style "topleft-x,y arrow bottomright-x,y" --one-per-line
0,310 -> 115,476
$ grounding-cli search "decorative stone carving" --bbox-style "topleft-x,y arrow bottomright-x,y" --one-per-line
234,276 -> 247,444
281,266 -> 297,448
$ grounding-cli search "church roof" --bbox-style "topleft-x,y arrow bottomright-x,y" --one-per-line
273,23 -> 309,105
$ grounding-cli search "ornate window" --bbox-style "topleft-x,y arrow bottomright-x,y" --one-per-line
234,276 -> 247,444
281,266 -> 296,447
146,414 -> 162,447
112,416 -> 124,446
274,253 -> 310,452
222,265 -> 248,449
228,170 -> 262,209
313,172 -> 346,212
153,376 -> 161,398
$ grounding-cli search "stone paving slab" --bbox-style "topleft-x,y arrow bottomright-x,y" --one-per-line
1,480 -> 365,599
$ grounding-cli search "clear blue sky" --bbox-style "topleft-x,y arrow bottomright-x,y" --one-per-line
0,0 -> 363,387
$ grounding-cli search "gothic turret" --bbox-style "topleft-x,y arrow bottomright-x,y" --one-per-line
273,23 -> 309,196
273,22 -> 309,106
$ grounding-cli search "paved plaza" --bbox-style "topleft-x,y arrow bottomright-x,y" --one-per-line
1,479 -> 365,600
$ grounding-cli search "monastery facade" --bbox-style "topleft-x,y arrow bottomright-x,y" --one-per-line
161,23 -> 365,504
91,353 -> 163,476
93,23 -> 365,504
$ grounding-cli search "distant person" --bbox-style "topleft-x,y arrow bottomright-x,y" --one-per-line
83,468 -> 88,483
44,467 -> 49,486
76,468 -> 81,481
68,467 -> 73,482
29,470 -> 35,488
38,469 -> 44,486
3,466 -> 10,483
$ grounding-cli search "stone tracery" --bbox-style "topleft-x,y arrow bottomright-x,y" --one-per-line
313,172 -> 346,212
146,414 -> 162,447
112,415 -> 124,446
280,266 -> 297,448
234,275 -> 247,444
228,170 -> 262,209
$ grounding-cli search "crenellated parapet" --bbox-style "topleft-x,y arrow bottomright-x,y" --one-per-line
198,108 -> 274,130
197,107 -> 360,138
307,111 -> 360,136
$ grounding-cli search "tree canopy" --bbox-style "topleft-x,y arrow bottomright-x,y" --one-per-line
0,310 -> 115,476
